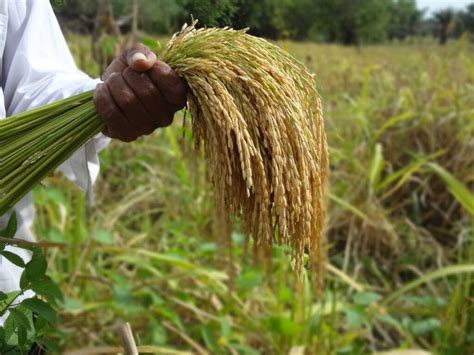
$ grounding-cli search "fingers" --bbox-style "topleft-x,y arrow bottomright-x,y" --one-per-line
95,45 -> 188,143
122,67 -> 174,127
126,44 -> 157,72
103,44 -> 157,80
94,70 -> 177,142
93,83 -> 135,142
147,61 -> 188,108
107,73 -> 157,136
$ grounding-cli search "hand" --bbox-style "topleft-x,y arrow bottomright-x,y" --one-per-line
93,44 -> 188,142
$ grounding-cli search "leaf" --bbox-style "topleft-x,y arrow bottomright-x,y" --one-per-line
344,308 -> 367,330
325,263 -> 366,292
369,143 -> 384,192
328,193 -> 369,221
236,270 -> 263,292
25,248 -> 47,282
3,315 -> 17,344
377,151 -> 444,192
353,291 -> 382,305
8,308 -> 31,331
427,162 -> 474,215
140,36 -> 159,52
21,298 -> 58,324
373,111 -> 414,141
16,322 -> 27,347
30,278 -> 63,303
0,251 -> 25,268
228,344 -> 260,355
409,318 -> 441,336
0,291 -> 22,317
0,213 -> 17,239
376,314 -> 402,329
201,325 -> 219,352
92,229 -> 114,245
265,315 -> 300,337
19,269 -> 29,290
383,264 -> 474,305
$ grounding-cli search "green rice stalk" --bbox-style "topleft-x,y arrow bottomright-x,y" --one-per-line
0,22 -> 328,273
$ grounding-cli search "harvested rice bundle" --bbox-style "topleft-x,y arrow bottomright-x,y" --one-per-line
0,23 -> 328,273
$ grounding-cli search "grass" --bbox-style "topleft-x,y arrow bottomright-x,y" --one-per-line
28,34 -> 474,353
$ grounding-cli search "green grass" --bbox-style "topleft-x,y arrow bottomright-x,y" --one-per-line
29,35 -> 474,353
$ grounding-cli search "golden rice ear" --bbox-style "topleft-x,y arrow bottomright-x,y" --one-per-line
163,23 -> 329,275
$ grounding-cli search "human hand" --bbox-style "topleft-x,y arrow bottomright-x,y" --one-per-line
93,44 -> 188,142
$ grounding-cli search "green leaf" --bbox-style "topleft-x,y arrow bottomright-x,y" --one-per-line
19,269 -> 29,290
8,308 -> 31,331
0,291 -> 22,317
236,270 -> 263,292
36,337 -> 60,353
60,298 -> 84,312
228,344 -> 260,355
25,248 -> 47,282
21,298 -> 58,324
328,193 -> 369,221
353,291 -> 382,305
409,318 -> 441,335
265,315 -> 300,337
383,264 -> 474,305
16,322 -> 27,347
0,213 -> 17,239
373,111 -> 414,141
427,162 -> 474,215
369,143 -> 383,192
201,325 -> 219,352
0,251 -> 25,268
3,315 -> 17,344
31,277 -> 63,303
140,36 -> 159,52
376,314 -> 402,329
92,229 -> 114,245
344,308 -> 366,330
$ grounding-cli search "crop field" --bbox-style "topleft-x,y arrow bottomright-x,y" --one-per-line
32,35 -> 473,353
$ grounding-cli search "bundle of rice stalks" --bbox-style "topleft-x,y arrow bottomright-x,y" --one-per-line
0,23 -> 328,273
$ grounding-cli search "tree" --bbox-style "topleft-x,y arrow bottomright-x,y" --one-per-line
434,8 -> 457,45
458,4 -> 474,35
92,0 -> 122,68
177,0 -> 238,27
312,0 -> 391,45
138,0 -> 183,34
232,0 -> 294,39
387,0 -> 423,40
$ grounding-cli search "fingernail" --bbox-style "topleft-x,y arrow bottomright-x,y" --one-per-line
132,52 -> 148,63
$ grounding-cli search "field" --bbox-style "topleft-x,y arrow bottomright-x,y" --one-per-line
31,35 -> 474,353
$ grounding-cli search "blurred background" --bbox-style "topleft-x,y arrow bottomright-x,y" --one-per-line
36,0 -> 474,353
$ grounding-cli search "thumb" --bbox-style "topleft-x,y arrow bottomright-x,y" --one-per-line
127,44 -> 157,72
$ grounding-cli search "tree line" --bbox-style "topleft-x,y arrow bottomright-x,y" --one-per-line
54,0 -> 474,45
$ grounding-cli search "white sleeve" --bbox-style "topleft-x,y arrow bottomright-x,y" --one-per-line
3,0 -> 110,202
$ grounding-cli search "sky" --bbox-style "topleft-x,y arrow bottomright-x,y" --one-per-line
417,0 -> 473,14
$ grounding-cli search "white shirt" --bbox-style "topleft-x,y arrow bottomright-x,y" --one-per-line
0,0 -> 108,320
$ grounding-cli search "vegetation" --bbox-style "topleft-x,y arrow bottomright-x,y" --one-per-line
2,32 -> 472,353
54,0 -> 474,44
0,0 -> 473,353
